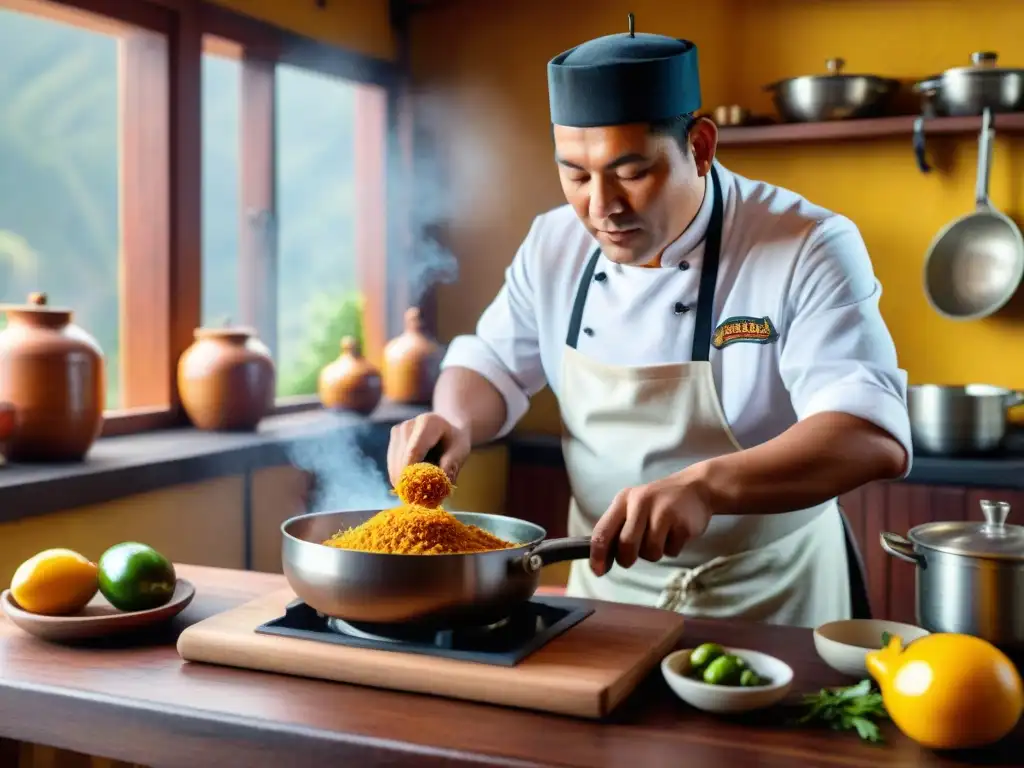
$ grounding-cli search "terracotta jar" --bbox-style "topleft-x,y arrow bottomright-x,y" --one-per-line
177,326 -> 275,431
0,292 -> 105,462
318,336 -> 382,415
382,307 -> 443,405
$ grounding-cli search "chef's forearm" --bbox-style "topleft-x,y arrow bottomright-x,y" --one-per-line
692,412 -> 908,516
432,367 -> 509,446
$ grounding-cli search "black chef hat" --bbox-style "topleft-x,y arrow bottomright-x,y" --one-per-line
547,19 -> 701,128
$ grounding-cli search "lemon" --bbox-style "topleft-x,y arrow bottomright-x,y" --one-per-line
10,548 -> 99,615
867,632 -> 1024,749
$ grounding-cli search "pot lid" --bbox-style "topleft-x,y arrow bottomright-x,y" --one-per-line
766,58 -> 895,89
909,500 -> 1024,560
934,51 -> 1024,79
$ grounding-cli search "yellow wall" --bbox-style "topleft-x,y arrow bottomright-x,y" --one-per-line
409,0 -> 1024,433
209,0 -> 396,61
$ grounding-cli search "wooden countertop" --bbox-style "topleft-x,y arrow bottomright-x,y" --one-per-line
0,564 -> 1019,768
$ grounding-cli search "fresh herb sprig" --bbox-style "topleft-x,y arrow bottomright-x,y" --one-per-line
794,679 -> 889,743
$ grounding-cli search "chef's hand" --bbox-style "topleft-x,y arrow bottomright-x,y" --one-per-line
387,412 -> 470,486
589,474 -> 713,576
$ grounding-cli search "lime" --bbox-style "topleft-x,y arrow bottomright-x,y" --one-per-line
740,668 -> 764,687
97,542 -> 176,612
689,642 -> 725,673
702,654 -> 744,686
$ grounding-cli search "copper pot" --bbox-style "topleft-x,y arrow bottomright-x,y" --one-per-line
382,307 -> 443,405
0,292 -> 105,462
177,326 -> 275,431
318,336 -> 382,415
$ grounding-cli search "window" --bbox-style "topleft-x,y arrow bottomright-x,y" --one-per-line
201,37 -> 242,326
0,0 -> 170,418
1,0 -> 398,435
274,64 -> 364,397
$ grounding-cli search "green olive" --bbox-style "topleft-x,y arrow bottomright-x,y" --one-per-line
702,654 -> 744,686
689,642 -> 725,674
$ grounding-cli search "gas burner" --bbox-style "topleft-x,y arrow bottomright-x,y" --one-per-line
256,597 -> 594,666
326,613 -> 516,645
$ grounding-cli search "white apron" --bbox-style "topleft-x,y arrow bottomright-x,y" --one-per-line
561,167 -> 851,628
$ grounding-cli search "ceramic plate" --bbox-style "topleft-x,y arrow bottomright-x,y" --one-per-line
0,578 -> 195,642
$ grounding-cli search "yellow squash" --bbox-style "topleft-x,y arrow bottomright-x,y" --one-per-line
866,632 -> 1023,750
10,548 -> 99,615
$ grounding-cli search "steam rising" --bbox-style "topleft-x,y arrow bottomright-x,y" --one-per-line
285,429 -> 394,513
389,90 -> 460,310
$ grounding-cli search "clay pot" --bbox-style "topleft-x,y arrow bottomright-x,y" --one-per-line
177,326 -> 275,431
382,307 -> 443,405
318,337 -> 382,415
0,292 -> 106,462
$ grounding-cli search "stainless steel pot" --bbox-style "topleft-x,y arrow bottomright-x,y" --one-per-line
281,509 -> 595,626
922,108 -> 1024,320
764,58 -> 900,122
880,499 -> 1024,648
915,52 -> 1024,117
908,383 -> 1024,455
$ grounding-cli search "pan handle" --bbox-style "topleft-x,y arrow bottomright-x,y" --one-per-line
521,536 -> 607,574
975,107 -> 995,209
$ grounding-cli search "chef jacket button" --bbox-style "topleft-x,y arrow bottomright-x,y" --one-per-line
678,261 -> 690,271
594,272 -> 607,282
674,302 -> 690,315
583,327 -> 594,336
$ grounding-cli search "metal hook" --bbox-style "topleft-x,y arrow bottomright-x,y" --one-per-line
628,12 -> 635,37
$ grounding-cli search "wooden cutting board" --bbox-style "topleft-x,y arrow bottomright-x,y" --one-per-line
177,588 -> 685,719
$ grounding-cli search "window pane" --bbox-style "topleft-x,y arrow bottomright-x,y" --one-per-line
275,64 -> 361,397
0,5 -> 121,408
201,45 -> 241,326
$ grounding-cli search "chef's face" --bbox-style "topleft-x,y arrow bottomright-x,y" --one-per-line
553,119 -> 717,266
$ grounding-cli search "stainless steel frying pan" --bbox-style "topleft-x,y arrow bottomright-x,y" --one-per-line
923,108 -> 1024,320
281,509 -> 596,627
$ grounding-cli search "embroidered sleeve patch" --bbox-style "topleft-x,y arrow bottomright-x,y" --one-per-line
712,316 -> 779,349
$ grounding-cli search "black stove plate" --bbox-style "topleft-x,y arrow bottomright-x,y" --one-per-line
255,597 -> 594,666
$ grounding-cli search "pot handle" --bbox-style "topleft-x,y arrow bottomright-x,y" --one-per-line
520,536 -> 617,575
880,532 -> 926,567
1005,391 -> 1024,409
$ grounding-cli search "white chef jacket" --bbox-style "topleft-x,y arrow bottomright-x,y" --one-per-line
441,161 -> 913,470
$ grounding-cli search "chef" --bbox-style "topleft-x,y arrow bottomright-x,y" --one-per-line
386,17 -> 912,627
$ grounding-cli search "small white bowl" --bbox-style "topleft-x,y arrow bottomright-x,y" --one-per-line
661,646 -> 794,714
813,619 -> 931,678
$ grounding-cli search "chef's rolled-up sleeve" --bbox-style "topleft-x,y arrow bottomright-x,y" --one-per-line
778,215 -> 913,476
440,219 -> 548,438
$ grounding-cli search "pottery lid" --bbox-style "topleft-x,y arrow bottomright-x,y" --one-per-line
0,292 -> 73,323
0,292 -> 70,313
908,500 -> 1024,560
194,323 -> 258,341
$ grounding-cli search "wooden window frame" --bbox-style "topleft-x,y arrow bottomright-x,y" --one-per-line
7,0 -> 406,434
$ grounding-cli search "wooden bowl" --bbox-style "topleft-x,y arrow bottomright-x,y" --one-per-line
0,578 -> 195,642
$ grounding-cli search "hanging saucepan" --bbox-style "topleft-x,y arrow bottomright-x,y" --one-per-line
914,52 -> 1024,118
912,52 -> 1024,172
922,108 -> 1024,320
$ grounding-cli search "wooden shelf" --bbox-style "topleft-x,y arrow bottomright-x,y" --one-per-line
717,112 -> 1024,147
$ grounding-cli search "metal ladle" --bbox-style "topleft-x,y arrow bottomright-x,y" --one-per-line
923,108 -> 1024,320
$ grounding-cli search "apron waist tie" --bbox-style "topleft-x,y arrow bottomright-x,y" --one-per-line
657,555 -> 731,613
